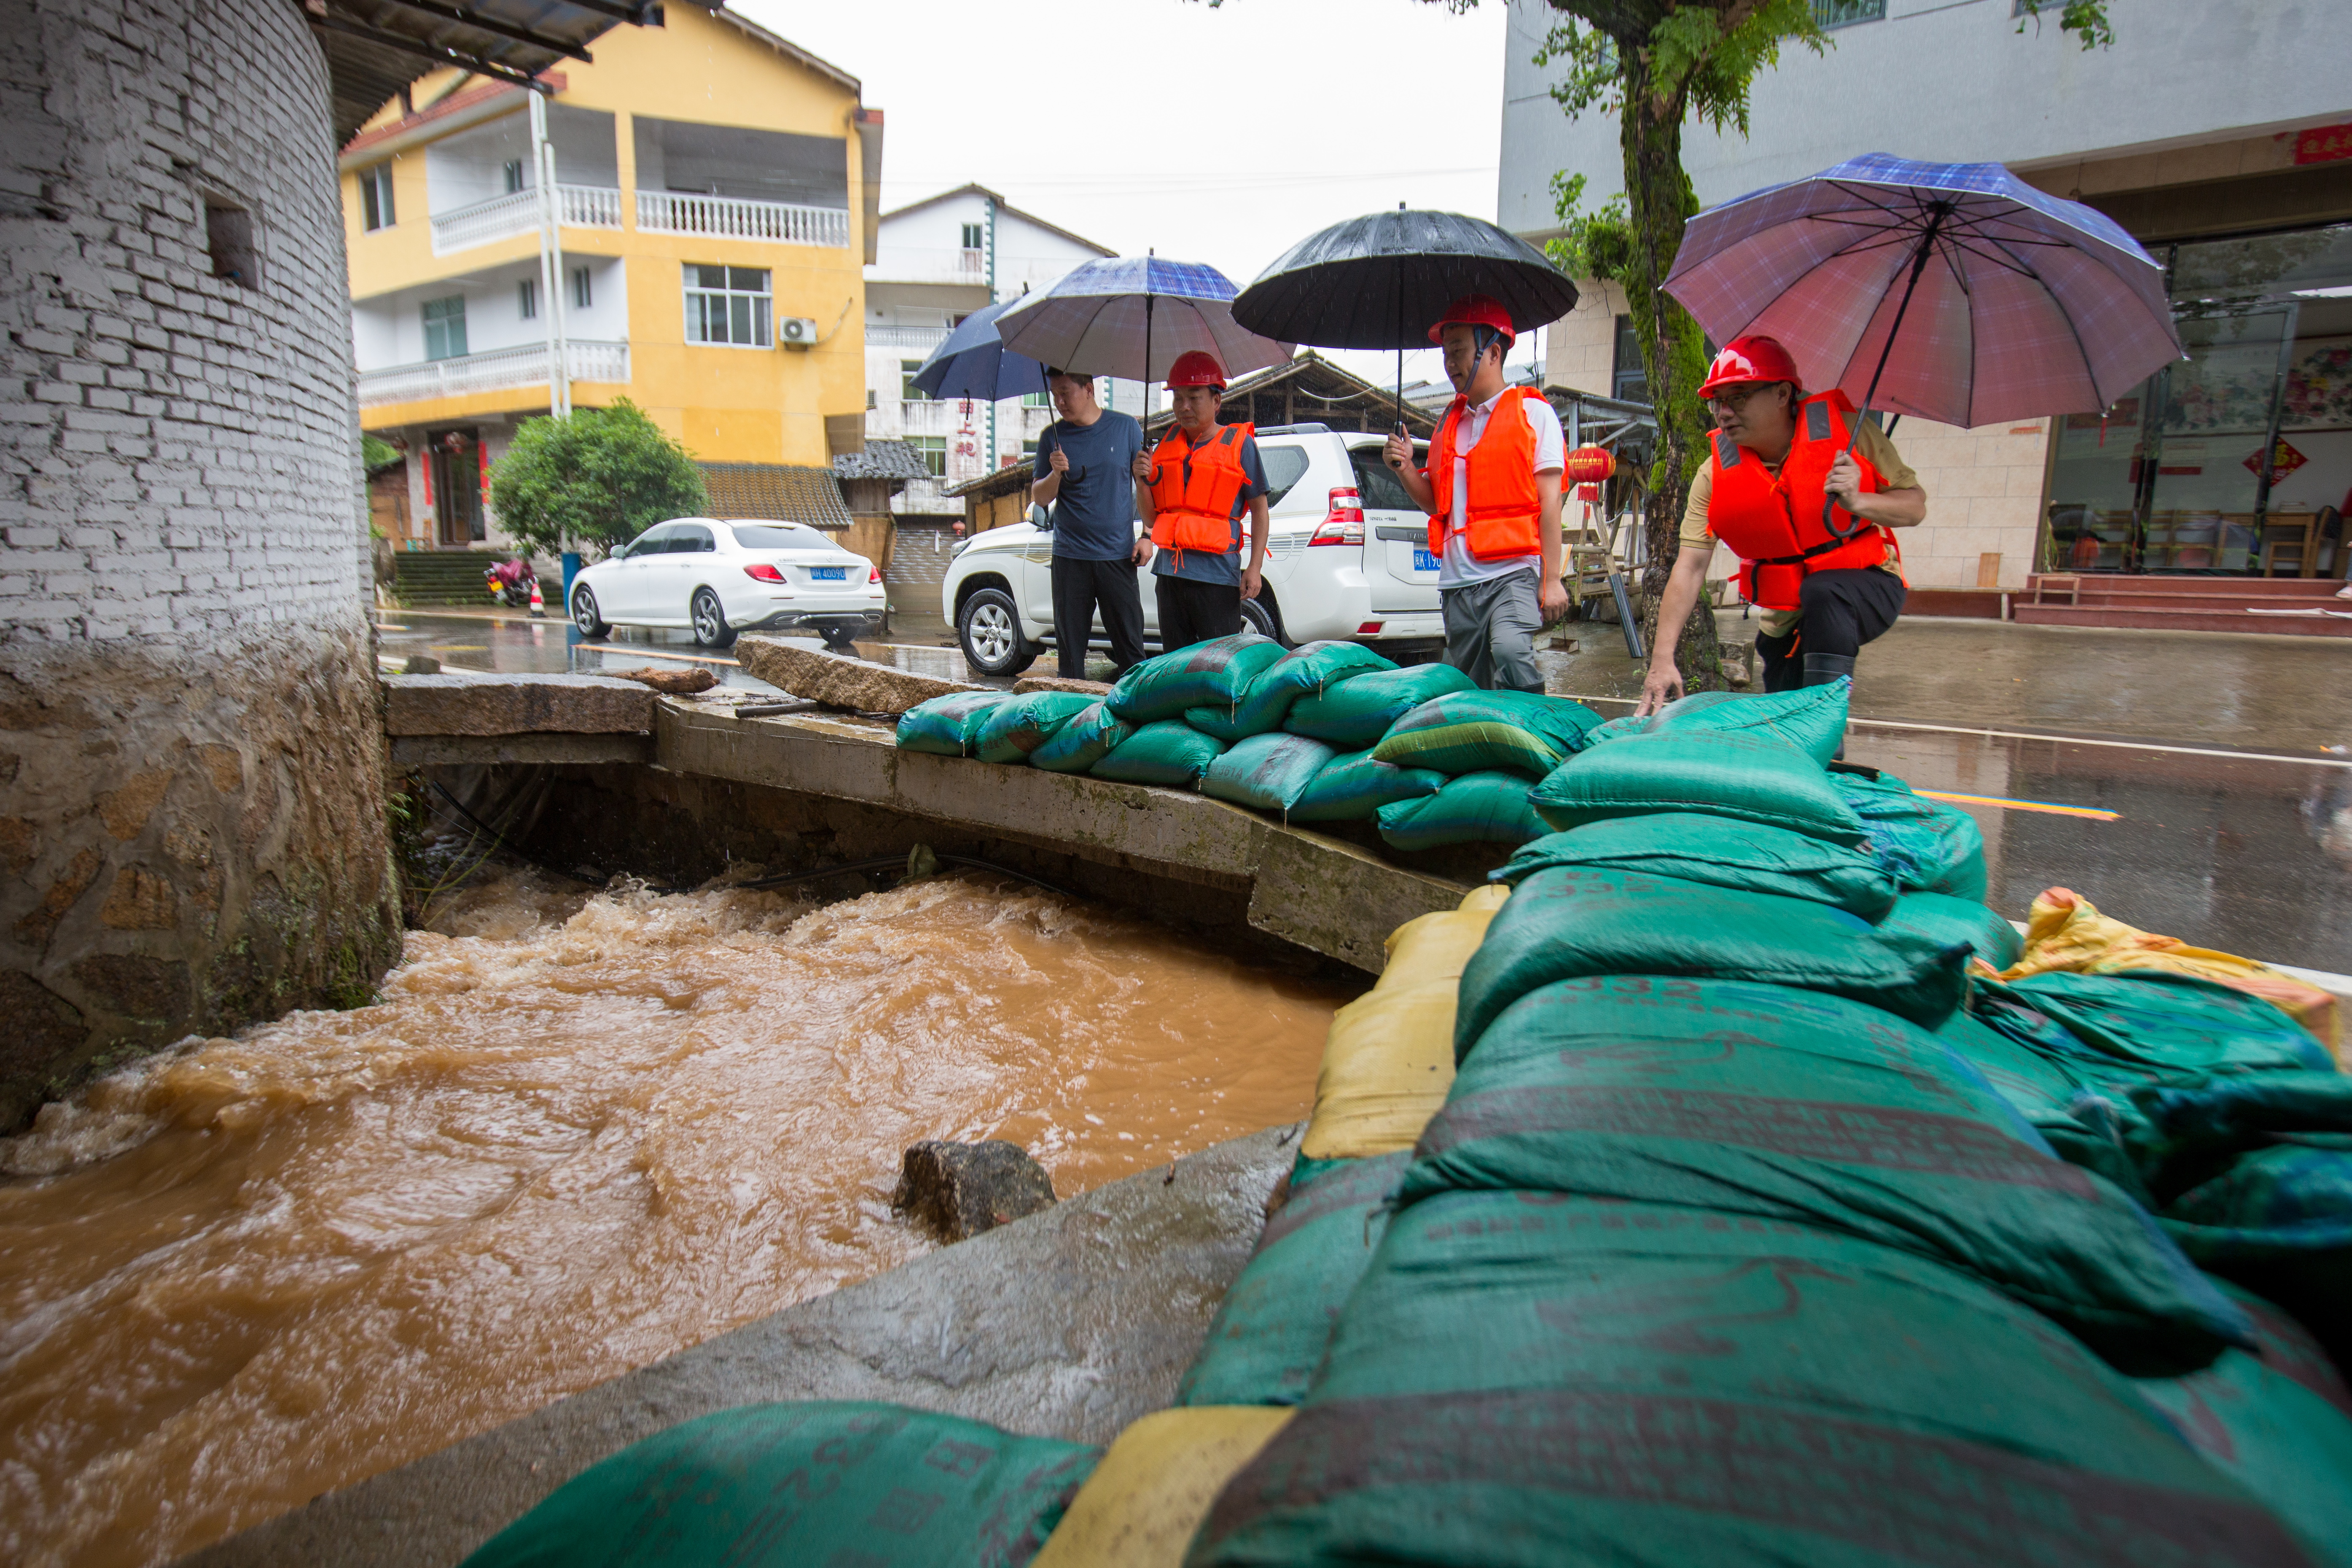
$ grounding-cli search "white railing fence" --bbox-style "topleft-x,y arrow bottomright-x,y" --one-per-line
636,190 -> 849,247
358,340 -> 630,407
868,325 -> 949,352
430,185 -> 624,256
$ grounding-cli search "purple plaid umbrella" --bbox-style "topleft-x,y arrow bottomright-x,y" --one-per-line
1664,153 -> 2184,431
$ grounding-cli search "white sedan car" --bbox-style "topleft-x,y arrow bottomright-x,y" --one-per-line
568,518 -> 886,649
941,424 -> 1441,677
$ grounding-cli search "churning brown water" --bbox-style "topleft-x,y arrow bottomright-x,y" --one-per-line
0,873 -> 1348,1568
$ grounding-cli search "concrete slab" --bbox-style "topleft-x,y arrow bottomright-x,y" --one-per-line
177,1124 -> 1301,1568
380,674 -> 656,737
736,636 -> 986,713
388,734 -> 656,767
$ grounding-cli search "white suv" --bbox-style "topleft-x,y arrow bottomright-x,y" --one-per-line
941,425 -> 1441,676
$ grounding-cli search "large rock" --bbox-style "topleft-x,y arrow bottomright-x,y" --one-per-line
894,1139 -> 1059,1241
737,636 -> 985,714
605,665 -> 719,695
380,673 -> 656,737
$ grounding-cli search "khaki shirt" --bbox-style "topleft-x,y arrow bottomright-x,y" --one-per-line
1681,420 -> 1919,635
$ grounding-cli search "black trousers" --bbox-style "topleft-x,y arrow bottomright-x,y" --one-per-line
1050,555 -> 1147,678
1755,567 -> 1906,693
1154,573 -> 1242,654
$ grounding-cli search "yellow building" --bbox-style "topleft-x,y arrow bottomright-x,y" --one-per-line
342,3 -> 879,551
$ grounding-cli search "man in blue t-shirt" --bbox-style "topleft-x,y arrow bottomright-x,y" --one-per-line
1131,351 -> 1271,652
1030,368 -> 1148,678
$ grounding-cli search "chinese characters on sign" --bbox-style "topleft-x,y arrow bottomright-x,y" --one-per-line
2292,124 -> 2352,165
2242,439 -> 2309,484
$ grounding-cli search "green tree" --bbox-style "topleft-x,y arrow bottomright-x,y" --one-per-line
487,399 -> 708,559
1446,0 -> 2113,689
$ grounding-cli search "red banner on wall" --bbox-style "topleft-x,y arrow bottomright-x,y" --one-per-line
2293,123 -> 2352,165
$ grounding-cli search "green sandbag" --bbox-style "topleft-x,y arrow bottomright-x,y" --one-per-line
462,1401 -> 1098,1568
1454,866 -> 1972,1054
1583,679 -> 1852,766
1105,632 -> 1287,723
1187,640 -> 1399,740
1287,748 -> 1445,824
895,691 -> 1014,756
1374,771 -> 1545,852
1876,890 -> 2024,970
1413,975 -> 2251,1364
1830,768 -> 1989,901
1368,690 -> 1602,780
1529,731 -> 1868,844
1089,720 -> 1227,786
1201,732 -> 1338,814
1283,662 -> 1476,748
1029,700 -> 1134,773
2161,1141 -> 2352,1369
1933,1009 -> 2148,1200
1490,813 -> 1899,919
2134,1282 -> 2352,1566
973,691 -> 1097,765
1975,971 -> 2335,1079
1191,1191 -> 2294,1568
1176,1153 -> 1408,1409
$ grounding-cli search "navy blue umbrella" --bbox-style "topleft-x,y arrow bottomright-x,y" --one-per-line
907,298 -> 1050,402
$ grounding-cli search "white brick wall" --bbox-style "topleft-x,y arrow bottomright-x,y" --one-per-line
0,0 -> 366,646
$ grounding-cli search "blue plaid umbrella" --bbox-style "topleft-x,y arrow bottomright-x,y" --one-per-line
907,298 -> 1048,403
1664,153 -> 2183,429
993,255 -> 1294,386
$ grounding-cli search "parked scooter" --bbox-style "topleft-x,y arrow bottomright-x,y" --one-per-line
485,557 -> 537,608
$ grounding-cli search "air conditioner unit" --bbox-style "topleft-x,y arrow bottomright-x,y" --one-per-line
777,316 -> 820,348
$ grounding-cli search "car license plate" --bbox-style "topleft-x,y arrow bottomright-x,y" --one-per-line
810,566 -> 846,581
1412,550 -> 1440,573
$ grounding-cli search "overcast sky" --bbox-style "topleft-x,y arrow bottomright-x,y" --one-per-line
731,0 -> 1541,389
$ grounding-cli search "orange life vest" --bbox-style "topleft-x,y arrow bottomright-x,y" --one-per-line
1148,422 -> 1255,558
1707,390 -> 1905,613
1426,386 -> 1543,562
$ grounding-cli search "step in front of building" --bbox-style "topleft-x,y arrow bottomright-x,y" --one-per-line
391,550 -> 512,607
2012,601 -> 2352,637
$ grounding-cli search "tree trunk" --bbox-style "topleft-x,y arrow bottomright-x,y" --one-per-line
1617,62 -> 1726,689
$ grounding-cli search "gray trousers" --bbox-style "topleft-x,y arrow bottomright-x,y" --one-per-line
1441,568 -> 1543,692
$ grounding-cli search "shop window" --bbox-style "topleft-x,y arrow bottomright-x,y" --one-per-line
908,436 -> 947,477
684,264 -> 771,347
359,164 -> 395,231
422,295 -> 467,360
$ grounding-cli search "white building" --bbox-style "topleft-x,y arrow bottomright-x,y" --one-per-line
1500,0 -> 2352,595
863,184 -> 1133,518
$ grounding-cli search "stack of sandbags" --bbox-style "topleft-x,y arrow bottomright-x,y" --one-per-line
896,636 -> 1604,850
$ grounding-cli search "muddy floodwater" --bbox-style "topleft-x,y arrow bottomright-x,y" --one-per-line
0,874 -> 1349,1568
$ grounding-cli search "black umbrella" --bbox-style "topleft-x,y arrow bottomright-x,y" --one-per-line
1232,207 -> 1579,437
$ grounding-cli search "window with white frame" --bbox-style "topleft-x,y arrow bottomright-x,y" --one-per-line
684,264 -> 771,347
901,359 -> 929,401
960,222 -> 984,249
907,436 -> 947,477
569,265 -> 592,311
360,164 -> 395,231
518,277 -> 538,320
422,296 -> 467,360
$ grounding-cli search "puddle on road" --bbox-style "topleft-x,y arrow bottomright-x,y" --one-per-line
0,874 -> 1348,1568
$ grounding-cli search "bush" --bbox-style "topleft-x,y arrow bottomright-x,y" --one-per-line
487,398 -> 707,559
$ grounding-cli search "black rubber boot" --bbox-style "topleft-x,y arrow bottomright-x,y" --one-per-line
1801,652 -> 1856,688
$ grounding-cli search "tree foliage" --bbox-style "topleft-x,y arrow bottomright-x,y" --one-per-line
360,433 -> 404,474
487,399 -> 707,560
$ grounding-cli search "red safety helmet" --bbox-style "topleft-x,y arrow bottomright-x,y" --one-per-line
1698,334 -> 1803,400
1165,350 -> 1227,390
1426,293 -> 1516,349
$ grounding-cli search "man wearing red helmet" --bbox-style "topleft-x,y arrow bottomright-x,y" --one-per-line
1384,295 -> 1567,692
1637,334 -> 1926,714
1129,350 -> 1272,651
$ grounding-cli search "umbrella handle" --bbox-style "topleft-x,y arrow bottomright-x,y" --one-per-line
1821,202 -> 1946,543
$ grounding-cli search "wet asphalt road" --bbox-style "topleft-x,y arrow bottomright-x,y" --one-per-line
377,609 -> 2352,973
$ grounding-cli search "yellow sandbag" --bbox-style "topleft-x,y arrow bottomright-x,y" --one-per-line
1301,979 -> 1458,1159
2004,888 -> 2341,1057
1377,882 -> 1508,992
1029,1406 -> 1292,1568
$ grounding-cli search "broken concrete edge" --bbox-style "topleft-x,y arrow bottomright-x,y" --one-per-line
177,1123 -> 1304,1568
651,701 -> 1470,973
380,674 -> 657,737
388,734 -> 656,768
736,635 -> 986,713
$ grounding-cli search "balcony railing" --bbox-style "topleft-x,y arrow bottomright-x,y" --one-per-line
430,186 -> 624,256
637,190 -> 849,247
868,324 -> 949,351
358,339 -> 629,408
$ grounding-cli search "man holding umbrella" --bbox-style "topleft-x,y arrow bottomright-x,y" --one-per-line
1638,334 -> 1925,713
1383,295 -> 1569,693
1131,351 -> 1272,652
1030,367 -> 1149,679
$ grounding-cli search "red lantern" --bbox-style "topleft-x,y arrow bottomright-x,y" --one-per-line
1563,445 -> 1615,484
